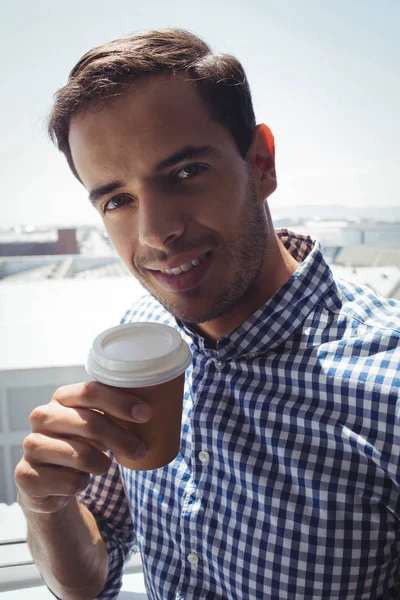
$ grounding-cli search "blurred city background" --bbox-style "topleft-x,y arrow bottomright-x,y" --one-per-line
1,206 -> 399,294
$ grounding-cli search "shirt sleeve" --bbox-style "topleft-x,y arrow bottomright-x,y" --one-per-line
76,453 -> 138,599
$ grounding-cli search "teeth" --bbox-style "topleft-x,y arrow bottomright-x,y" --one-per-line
171,266 -> 183,275
181,262 -> 194,272
161,254 -> 207,275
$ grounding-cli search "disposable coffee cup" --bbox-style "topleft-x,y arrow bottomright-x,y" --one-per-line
85,322 -> 191,470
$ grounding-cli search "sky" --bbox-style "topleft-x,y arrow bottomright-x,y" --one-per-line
0,0 -> 399,228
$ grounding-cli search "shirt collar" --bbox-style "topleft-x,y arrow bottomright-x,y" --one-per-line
176,229 -> 341,361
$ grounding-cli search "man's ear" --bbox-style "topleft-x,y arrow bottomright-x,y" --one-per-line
247,123 -> 277,198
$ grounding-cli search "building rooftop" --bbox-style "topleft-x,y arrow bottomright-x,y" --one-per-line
0,231 -> 58,244
0,255 -> 130,282
334,244 -> 400,268
330,264 -> 400,300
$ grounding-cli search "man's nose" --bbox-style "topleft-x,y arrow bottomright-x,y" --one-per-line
137,191 -> 186,249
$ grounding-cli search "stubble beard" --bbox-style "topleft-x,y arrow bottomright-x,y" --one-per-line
136,178 -> 269,325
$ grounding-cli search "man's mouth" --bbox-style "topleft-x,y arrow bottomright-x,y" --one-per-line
159,252 -> 209,275
148,251 -> 212,292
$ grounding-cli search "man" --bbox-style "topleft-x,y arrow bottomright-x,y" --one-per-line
15,28 -> 400,600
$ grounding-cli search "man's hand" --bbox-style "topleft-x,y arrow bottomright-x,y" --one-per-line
15,381 -> 152,514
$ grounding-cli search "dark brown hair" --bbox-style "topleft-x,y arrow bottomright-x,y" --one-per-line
48,28 -> 256,180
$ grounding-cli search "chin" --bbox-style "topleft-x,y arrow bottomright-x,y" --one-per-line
158,296 -> 209,323
138,275 -> 243,325
160,292 -> 239,325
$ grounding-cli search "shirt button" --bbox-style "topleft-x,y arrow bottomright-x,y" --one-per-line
187,552 -> 199,566
215,360 -> 223,370
198,450 -> 210,464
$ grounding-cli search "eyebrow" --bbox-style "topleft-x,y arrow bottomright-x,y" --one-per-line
88,144 -> 218,206
89,180 -> 125,206
154,144 -> 218,172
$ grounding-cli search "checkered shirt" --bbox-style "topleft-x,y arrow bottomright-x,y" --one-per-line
77,229 -> 400,599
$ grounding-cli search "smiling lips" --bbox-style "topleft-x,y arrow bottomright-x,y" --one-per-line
160,252 -> 208,275
147,251 -> 212,292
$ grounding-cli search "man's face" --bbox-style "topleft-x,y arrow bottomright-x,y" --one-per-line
69,75 -> 274,325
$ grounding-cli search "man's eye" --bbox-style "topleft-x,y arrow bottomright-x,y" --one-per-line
103,195 -> 131,213
175,164 -> 205,181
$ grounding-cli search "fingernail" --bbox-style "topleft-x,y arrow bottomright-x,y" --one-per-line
133,442 -> 146,460
131,404 -> 152,422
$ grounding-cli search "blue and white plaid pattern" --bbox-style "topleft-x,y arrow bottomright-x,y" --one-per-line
78,230 -> 400,599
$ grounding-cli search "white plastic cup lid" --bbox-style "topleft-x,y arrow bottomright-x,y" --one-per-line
85,322 -> 192,387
